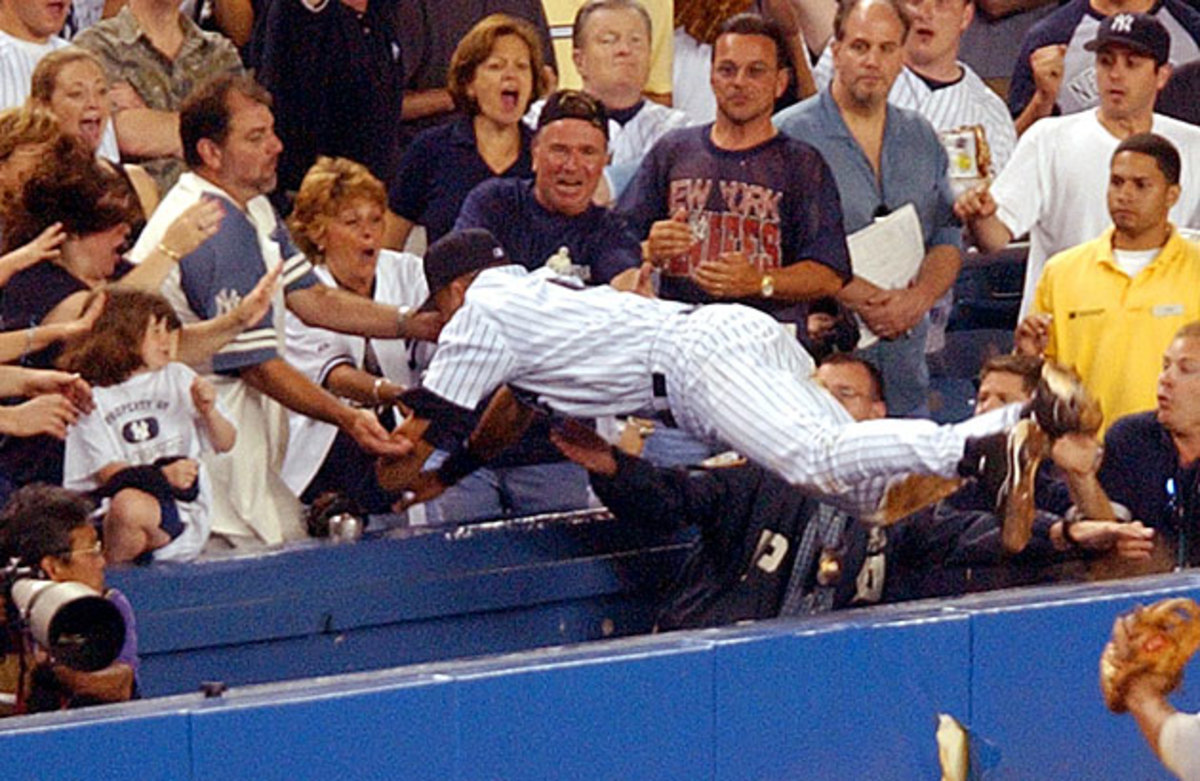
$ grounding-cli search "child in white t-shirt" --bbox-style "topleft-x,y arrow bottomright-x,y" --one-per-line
61,287 -> 236,563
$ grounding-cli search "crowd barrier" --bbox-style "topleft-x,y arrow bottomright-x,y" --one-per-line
1,511 -> 1197,779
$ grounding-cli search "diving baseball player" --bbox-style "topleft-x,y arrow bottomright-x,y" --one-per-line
387,229 -> 1090,522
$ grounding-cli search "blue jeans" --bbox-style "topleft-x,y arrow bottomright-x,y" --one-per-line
422,450 -> 592,524
639,425 -> 716,469
859,315 -> 931,418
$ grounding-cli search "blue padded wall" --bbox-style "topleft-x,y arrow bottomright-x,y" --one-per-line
712,611 -> 971,780
967,578 -> 1200,780
453,638 -> 714,781
189,675 -> 457,781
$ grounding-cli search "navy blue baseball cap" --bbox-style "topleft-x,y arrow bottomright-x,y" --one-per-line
537,89 -> 609,139
1084,12 -> 1170,66
419,228 -> 508,310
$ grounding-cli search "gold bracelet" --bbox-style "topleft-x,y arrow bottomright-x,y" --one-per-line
157,243 -> 182,262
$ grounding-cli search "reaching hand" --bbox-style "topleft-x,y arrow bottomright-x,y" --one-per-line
159,197 -> 225,260
21,370 -> 93,414
1014,313 -> 1052,357
400,310 -> 444,342
647,208 -> 694,264
5,394 -> 81,439
1,222 -> 65,274
345,407 -> 411,457
62,290 -> 108,342
1050,433 -> 1103,477
1065,520 -> 1155,560
953,183 -> 997,223
375,412 -> 434,493
235,260 -> 282,328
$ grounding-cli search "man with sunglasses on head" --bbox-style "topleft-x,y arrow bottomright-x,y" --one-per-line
455,88 -> 642,286
434,89 -> 643,523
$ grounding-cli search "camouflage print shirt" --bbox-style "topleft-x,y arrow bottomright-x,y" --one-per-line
76,7 -> 243,193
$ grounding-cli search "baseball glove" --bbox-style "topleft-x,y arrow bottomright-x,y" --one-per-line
1100,597 -> 1200,713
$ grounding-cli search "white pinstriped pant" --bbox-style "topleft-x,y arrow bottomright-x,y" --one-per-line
649,305 -> 1019,517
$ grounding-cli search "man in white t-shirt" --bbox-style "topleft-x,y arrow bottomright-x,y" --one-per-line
955,12 -> 1200,318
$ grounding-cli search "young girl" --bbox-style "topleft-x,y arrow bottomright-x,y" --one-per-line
60,287 -> 236,564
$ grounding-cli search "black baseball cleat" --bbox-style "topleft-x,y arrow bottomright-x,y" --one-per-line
960,419 -> 1049,554
1023,361 -> 1102,439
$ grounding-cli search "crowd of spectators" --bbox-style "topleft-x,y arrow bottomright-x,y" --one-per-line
0,0 -> 1197,715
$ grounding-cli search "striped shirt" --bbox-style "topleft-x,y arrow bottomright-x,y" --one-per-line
423,265 -> 693,418
422,264 -> 1023,517
130,172 -> 319,374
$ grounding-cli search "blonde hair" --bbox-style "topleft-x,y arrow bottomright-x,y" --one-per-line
29,46 -> 108,105
0,106 -> 61,163
288,157 -> 387,263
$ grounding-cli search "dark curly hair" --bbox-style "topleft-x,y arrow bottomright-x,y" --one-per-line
0,484 -> 94,570
2,137 -> 140,253
58,286 -> 182,387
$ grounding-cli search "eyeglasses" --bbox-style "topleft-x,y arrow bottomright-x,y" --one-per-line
904,0 -> 966,11
713,62 -> 776,81
56,540 -> 104,559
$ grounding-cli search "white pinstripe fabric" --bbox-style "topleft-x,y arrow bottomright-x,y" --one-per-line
422,266 -> 1020,516
423,266 -> 694,417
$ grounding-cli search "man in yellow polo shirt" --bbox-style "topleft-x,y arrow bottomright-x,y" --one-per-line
1015,132 -> 1200,433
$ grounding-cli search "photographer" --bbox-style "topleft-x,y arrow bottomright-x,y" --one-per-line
0,485 -> 138,714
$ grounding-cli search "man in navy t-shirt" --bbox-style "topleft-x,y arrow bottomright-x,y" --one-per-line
454,89 -> 641,286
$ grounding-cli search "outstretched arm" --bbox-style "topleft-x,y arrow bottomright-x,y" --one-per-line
551,418 -> 753,535
386,387 -> 536,506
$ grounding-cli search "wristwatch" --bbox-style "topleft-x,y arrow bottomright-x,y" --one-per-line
760,273 -> 775,299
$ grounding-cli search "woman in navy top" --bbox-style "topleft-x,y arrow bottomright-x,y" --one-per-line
387,14 -> 549,249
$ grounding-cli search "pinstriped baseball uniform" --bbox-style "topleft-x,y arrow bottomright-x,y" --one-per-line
422,265 -> 1021,517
